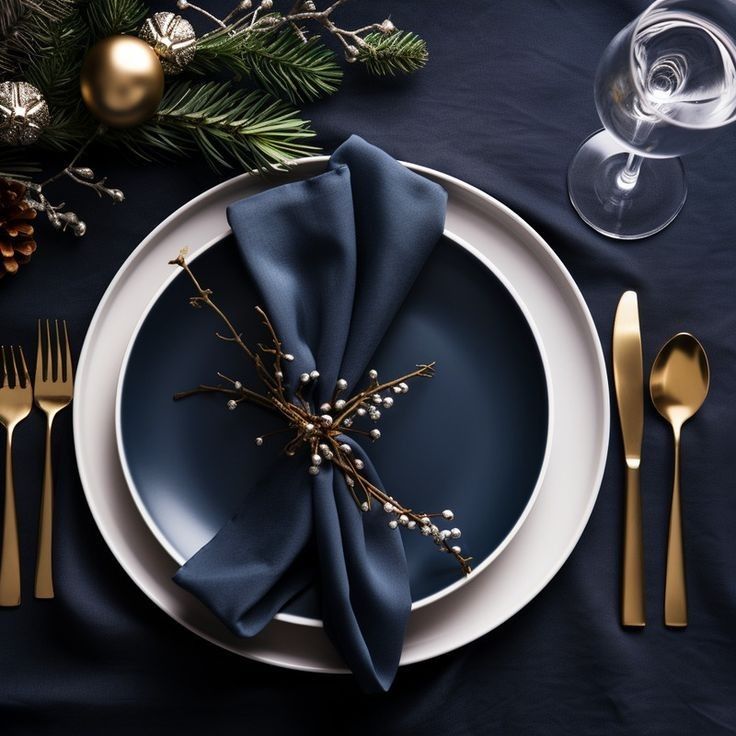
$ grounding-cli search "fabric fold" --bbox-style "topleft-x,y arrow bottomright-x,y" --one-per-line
174,136 -> 447,692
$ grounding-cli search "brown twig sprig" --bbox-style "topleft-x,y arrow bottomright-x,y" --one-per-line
170,249 -> 472,576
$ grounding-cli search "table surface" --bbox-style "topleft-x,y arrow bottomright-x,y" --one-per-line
1,1 -> 735,733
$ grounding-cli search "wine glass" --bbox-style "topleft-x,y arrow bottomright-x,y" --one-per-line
568,0 -> 736,240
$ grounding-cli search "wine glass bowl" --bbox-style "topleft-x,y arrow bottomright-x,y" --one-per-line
569,0 -> 736,239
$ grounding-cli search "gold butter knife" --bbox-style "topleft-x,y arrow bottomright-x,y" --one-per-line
613,291 -> 646,627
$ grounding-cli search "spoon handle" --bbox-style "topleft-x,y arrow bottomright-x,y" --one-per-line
665,431 -> 687,627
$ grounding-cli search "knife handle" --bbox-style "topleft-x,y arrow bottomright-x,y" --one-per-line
622,465 -> 646,627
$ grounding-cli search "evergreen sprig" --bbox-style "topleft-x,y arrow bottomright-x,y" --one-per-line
39,105 -> 95,151
194,26 -> 342,104
82,0 -> 148,39
357,31 -> 428,76
107,81 -> 318,173
24,10 -> 88,108
0,0 -> 76,75
0,0 -> 429,240
243,31 -> 342,103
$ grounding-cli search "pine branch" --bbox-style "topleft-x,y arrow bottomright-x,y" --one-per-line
189,26 -> 248,76
0,0 -> 73,34
0,0 -> 27,38
83,0 -> 148,40
243,31 -> 342,104
357,31 -> 428,76
105,81 -> 318,174
39,105 -> 97,151
0,0 -> 76,75
193,27 -> 342,104
24,10 -> 88,108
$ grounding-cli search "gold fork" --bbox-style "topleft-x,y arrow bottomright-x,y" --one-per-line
0,346 -> 32,606
34,320 -> 73,599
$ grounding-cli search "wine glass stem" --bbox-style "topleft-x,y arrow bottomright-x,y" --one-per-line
617,153 -> 644,191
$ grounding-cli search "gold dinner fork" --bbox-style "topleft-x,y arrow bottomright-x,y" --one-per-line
34,320 -> 73,599
0,346 -> 32,606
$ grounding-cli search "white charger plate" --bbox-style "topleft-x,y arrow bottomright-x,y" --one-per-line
74,158 -> 609,673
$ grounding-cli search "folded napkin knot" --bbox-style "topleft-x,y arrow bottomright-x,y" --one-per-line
172,136 -> 462,692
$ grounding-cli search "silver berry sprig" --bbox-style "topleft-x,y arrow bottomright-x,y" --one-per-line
170,249 -> 472,577
177,0 -> 402,65
23,189 -> 86,236
10,127 -> 124,236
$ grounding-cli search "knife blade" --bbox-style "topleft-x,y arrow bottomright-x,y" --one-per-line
612,291 -> 646,627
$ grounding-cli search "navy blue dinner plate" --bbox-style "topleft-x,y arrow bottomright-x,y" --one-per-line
118,233 -> 550,619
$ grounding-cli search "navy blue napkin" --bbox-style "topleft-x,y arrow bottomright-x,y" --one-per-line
174,136 -> 447,692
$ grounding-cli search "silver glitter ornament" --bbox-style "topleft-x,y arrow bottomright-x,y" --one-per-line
139,12 -> 196,75
0,82 -> 50,146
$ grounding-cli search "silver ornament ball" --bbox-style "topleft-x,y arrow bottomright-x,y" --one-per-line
139,12 -> 197,75
0,82 -> 50,146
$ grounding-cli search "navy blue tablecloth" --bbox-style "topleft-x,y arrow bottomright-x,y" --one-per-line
1,1 -> 735,733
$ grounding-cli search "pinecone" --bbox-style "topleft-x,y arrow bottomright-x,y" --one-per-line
0,178 -> 37,279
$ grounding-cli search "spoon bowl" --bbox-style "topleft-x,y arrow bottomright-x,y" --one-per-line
650,333 -> 710,430
649,332 -> 709,628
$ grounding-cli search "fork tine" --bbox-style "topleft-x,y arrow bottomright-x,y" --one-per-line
45,319 -> 53,383
18,346 -> 30,389
36,319 -> 44,383
0,346 -> 5,388
63,321 -> 72,385
9,346 -> 18,388
54,319 -> 62,384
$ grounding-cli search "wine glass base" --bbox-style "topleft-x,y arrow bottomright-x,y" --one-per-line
568,130 -> 687,240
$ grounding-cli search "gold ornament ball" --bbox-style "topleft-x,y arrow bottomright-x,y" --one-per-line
80,35 -> 164,128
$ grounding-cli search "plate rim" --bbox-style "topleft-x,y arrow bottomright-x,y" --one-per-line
114,227 -> 555,627
73,155 -> 610,672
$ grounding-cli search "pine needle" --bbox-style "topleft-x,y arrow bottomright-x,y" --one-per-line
83,0 -> 148,39
244,31 -> 342,103
0,0 -> 76,75
39,105 -> 97,151
193,27 -> 342,104
357,31 -> 428,76
106,81 -> 318,174
24,10 -> 87,108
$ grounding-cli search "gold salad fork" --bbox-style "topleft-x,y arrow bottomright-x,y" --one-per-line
34,320 -> 73,599
0,346 -> 32,606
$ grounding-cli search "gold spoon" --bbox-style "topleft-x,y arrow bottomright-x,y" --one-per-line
650,333 -> 710,628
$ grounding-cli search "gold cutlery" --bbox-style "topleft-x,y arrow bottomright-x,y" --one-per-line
0,346 -> 32,607
612,291 -> 646,627
650,333 -> 710,628
34,320 -> 73,599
